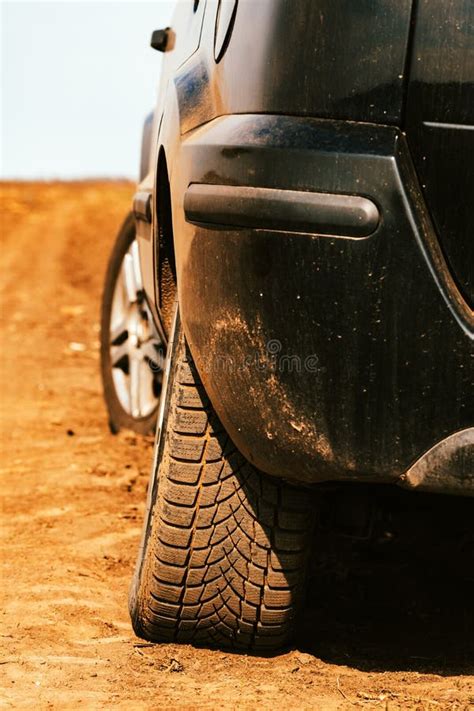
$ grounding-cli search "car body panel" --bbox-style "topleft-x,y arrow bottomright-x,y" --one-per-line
135,0 -> 474,493
405,0 -> 474,307
168,113 -> 473,487
174,0 -> 414,128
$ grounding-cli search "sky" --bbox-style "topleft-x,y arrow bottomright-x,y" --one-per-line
1,0 -> 174,179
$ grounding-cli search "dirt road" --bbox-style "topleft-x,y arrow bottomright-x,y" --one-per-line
1,182 -> 473,709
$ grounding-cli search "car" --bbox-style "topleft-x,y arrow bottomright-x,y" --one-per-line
100,0 -> 473,652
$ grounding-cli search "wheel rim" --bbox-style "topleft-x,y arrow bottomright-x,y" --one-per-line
109,239 -> 164,419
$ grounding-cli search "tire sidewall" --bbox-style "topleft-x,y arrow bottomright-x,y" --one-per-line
129,307 -> 180,622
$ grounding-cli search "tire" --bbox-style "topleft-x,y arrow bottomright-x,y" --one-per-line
100,213 -> 162,435
130,313 -> 316,652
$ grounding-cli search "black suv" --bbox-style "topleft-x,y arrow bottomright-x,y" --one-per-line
100,0 -> 473,652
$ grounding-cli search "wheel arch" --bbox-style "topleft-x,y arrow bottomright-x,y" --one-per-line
154,145 -> 177,336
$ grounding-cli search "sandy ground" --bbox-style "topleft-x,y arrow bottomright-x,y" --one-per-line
0,181 -> 473,710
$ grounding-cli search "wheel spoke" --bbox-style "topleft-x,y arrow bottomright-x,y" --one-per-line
123,253 -> 138,303
110,317 -> 128,345
129,355 -> 145,418
130,240 -> 143,292
141,341 -> 165,372
111,341 -> 129,368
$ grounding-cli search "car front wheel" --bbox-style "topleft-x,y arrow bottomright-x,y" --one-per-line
100,213 -> 165,435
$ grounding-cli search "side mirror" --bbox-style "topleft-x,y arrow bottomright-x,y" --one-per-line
150,28 -> 170,52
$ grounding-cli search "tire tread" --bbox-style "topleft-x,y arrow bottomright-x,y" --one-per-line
133,336 -> 314,651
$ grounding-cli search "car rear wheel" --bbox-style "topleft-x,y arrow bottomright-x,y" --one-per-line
129,310 -> 316,651
100,213 -> 165,435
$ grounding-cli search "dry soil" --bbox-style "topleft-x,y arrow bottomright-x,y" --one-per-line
1,182 -> 473,709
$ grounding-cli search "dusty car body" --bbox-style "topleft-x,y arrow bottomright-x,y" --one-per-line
101,0 -> 473,652
135,0 -> 473,494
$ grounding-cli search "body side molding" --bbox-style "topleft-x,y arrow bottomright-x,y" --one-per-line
184,184 -> 380,238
